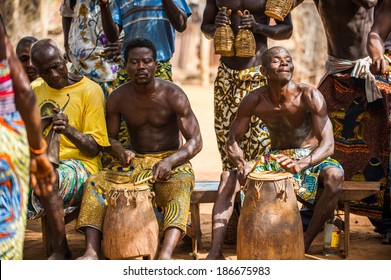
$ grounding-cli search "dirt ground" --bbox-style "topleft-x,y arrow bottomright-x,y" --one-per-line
23,83 -> 391,260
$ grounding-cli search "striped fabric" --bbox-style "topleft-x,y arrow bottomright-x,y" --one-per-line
0,60 -> 16,115
112,0 -> 191,62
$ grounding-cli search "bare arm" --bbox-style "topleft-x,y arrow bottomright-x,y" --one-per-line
62,16 -> 72,60
200,0 -> 221,39
162,0 -> 188,32
153,89 -> 202,180
99,0 -> 120,43
51,109 -> 102,157
296,89 -> 334,172
1,21 -> 55,196
351,0 -> 377,8
105,91 -> 135,166
367,0 -> 391,74
227,93 -> 258,185
239,12 -> 293,40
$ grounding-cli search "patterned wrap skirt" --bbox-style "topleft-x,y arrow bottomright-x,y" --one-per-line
77,151 -> 194,237
27,159 -> 89,220
214,62 -> 269,171
0,112 -> 29,260
249,148 -> 343,204
319,71 -> 391,224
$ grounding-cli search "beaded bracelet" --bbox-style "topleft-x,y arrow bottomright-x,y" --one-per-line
29,139 -> 47,155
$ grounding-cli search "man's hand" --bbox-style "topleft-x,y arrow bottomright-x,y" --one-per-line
51,108 -> 70,134
119,149 -> 135,167
238,10 -> 257,33
237,162 -> 253,187
215,8 -> 231,27
370,56 -> 390,76
102,41 -> 122,62
270,154 -> 300,174
30,153 -> 56,197
152,159 -> 173,181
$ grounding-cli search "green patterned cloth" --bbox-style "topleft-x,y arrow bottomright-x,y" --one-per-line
249,148 -> 343,204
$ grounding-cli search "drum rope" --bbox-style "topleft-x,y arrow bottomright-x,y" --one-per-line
273,180 -> 287,201
109,190 -> 120,208
124,189 -> 139,207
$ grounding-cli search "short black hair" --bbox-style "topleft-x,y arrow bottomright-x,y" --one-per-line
16,36 -> 38,54
30,38 -> 61,67
123,38 -> 157,63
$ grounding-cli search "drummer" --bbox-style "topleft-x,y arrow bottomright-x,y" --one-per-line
227,46 -> 344,254
76,38 -> 202,260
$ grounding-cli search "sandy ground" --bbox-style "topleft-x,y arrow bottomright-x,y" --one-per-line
23,83 -> 391,260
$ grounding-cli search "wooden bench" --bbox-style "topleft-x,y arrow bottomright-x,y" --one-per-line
187,180 -> 381,259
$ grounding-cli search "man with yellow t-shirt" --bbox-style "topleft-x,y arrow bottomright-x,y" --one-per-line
29,38 -> 110,260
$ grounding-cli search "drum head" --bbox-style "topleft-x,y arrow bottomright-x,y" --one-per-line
248,171 -> 293,181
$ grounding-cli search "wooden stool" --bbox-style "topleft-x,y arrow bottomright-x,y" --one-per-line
338,181 -> 381,258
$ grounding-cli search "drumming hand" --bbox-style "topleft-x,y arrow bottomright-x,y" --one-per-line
51,108 -> 70,134
30,153 -> 56,197
270,154 -> 299,174
237,163 -> 252,186
238,11 -> 257,32
215,8 -> 231,27
119,149 -> 135,167
152,160 -> 172,181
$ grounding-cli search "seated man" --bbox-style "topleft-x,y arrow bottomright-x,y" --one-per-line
28,39 -> 110,259
76,38 -> 202,260
227,46 -> 344,253
15,36 -> 38,83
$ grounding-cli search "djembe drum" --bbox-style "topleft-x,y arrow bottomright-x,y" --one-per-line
102,183 -> 159,260
237,171 -> 305,260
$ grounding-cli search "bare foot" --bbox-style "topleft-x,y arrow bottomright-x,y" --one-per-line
205,252 -> 225,260
76,253 -> 101,260
48,251 -> 73,260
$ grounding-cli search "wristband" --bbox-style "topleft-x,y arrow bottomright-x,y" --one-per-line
29,139 -> 47,155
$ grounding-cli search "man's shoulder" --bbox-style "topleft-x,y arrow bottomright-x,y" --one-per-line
31,77 -> 46,91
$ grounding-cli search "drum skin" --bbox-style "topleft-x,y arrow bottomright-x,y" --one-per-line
102,184 -> 159,259
237,172 -> 305,260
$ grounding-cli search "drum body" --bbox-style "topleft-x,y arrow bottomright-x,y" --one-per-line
237,171 -> 305,260
102,184 -> 159,260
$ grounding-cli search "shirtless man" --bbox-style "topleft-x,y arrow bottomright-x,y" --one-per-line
227,46 -> 344,253
367,0 -> 391,74
201,0 -> 293,259
294,0 -> 391,244
76,38 -> 202,260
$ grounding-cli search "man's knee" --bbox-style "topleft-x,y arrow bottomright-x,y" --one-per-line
219,170 -> 239,194
322,168 -> 344,194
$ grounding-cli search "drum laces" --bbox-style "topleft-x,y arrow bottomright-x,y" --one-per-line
251,180 -> 288,201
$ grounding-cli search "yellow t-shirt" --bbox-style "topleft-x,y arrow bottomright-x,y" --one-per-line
32,77 -> 110,174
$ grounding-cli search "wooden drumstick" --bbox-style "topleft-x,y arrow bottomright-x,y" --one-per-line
241,156 -> 265,190
132,175 -> 153,186
248,155 -> 265,174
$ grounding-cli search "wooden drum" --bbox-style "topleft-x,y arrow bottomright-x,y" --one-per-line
102,183 -> 159,260
237,171 -> 304,260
